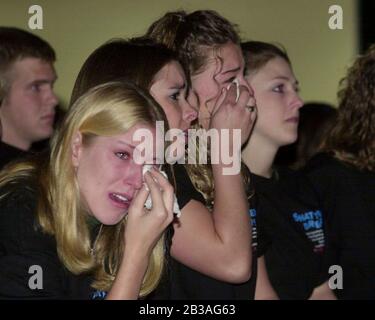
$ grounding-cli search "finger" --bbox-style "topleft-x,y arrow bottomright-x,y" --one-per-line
235,85 -> 251,108
149,169 -> 174,213
210,87 -> 227,116
224,81 -> 238,104
129,182 -> 150,212
149,168 -> 169,188
144,170 -> 164,209
162,188 -> 174,216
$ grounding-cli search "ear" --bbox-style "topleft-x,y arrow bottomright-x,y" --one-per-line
71,131 -> 83,168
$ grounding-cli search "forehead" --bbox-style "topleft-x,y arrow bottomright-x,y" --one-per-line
93,124 -> 162,163
95,124 -> 157,145
9,57 -> 56,83
250,57 -> 296,82
217,42 -> 244,71
153,61 -> 186,84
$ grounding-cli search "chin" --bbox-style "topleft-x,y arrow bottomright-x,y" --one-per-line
278,135 -> 298,147
289,135 -> 298,145
38,130 -> 54,140
95,211 -> 127,226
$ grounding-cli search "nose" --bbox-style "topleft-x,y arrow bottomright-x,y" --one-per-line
182,99 -> 198,125
46,87 -> 59,109
291,92 -> 304,110
187,90 -> 200,111
125,162 -> 144,191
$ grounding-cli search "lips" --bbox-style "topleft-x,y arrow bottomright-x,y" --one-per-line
285,116 -> 299,124
109,192 -> 132,209
41,113 -> 55,124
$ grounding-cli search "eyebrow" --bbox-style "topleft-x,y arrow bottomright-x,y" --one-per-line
30,78 -> 57,85
222,66 -> 241,75
271,76 -> 299,85
115,140 -> 135,149
170,83 -> 186,90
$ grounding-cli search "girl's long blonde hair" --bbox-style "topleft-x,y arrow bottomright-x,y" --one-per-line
0,81 -> 167,297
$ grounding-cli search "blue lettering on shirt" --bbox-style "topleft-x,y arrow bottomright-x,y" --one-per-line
249,208 -> 258,249
249,208 -> 256,226
91,290 -> 107,300
292,210 -> 323,231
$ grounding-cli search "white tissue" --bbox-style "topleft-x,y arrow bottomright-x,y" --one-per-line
143,165 -> 181,218
227,78 -> 240,102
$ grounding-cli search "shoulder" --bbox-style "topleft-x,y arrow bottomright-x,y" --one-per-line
252,167 -> 323,218
303,153 -> 343,175
0,142 -> 28,170
172,164 -> 205,208
0,180 -> 41,248
276,165 -> 301,182
274,166 -> 315,194
0,179 -> 37,215
303,153 -> 359,188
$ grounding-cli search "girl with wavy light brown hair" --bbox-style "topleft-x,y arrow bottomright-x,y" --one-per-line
304,44 -> 375,299
146,10 -> 257,299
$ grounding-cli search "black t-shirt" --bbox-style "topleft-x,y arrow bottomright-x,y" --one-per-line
0,181 -> 95,299
153,164 -> 257,300
251,167 -> 326,299
304,153 -> 375,299
0,141 -> 28,170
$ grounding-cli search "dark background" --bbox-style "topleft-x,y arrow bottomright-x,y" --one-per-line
359,0 -> 375,52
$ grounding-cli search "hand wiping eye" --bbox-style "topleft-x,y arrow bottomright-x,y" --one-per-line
142,164 -> 181,217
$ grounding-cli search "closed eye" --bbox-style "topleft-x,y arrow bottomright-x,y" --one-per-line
224,76 -> 236,84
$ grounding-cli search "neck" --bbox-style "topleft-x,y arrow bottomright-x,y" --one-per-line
0,125 -> 31,151
242,134 -> 279,178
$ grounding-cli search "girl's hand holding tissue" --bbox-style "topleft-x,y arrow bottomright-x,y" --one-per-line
142,165 -> 182,217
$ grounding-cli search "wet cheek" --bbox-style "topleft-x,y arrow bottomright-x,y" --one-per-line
105,158 -> 125,182
193,77 -> 217,101
197,86 -> 219,106
126,174 -> 140,188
